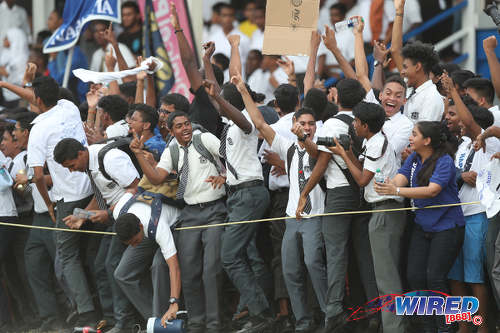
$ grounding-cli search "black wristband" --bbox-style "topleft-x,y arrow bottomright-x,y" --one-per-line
175,29 -> 183,33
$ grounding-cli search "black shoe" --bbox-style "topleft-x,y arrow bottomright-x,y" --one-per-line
40,317 -> 65,332
321,312 -> 349,333
75,311 -> 98,328
236,314 -> 274,333
275,315 -> 294,333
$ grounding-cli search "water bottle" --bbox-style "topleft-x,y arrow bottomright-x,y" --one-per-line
16,168 -> 27,191
73,328 -> 101,333
374,168 -> 385,183
147,316 -> 186,333
333,17 -> 359,33
73,207 -> 96,220
0,167 -> 13,191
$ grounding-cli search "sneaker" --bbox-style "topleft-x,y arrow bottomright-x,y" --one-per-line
275,315 -> 294,333
236,314 -> 274,333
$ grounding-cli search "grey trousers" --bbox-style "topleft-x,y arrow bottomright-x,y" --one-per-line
282,217 -> 327,330
323,187 -> 378,318
176,200 -> 226,330
24,212 -> 59,320
222,185 -> 271,316
55,196 -> 95,314
486,212 -> 500,307
489,213 -> 500,306
114,235 -> 171,320
368,202 -> 407,333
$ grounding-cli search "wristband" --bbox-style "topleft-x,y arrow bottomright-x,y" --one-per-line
169,297 -> 180,305
396,12 -> 404,17
175,29 -> 183,33
23,82 -> 32,88
396,187 -> 401,196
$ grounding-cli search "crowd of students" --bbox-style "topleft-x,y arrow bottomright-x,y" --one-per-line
0,0 -> 499,333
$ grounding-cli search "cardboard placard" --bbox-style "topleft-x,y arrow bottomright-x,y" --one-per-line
263,0 -> 320,56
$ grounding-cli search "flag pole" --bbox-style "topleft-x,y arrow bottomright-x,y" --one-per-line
62,46 -> 75,88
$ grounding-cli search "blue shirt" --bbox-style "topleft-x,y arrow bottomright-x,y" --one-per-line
398,152 -> 465,232
145,131 -> 166,159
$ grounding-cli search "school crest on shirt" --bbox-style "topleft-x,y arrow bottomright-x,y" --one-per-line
227,137 -> 234,146
411,112 -> 419,120
107,182 -> 117,189
199,156 -> 208,164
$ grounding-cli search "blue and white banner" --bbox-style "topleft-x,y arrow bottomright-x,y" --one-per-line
43,0 -> 121,54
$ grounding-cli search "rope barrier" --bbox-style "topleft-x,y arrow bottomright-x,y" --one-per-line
0,201 -> 481,235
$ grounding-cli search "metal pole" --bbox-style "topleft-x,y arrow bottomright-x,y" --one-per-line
62,46 -> 75,88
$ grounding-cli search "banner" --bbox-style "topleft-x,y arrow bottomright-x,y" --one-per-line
139,0 -> 197,100
43,0 -> 121,54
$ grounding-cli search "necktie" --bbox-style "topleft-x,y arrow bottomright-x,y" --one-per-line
219,124 -> 239,179
176,144 -> 190,200
297,148 -> 312,214
86,169 -> 107,210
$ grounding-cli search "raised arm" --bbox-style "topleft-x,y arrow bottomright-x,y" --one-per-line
322,25 -> 356,79
130,131 -> 169,185
227,35 -> 242,78
483,36 -> 500,99
371,41 -> 390,91
277,57 -> 297,87
0,81 -> 35,104
390,0 -> 405,73
103,23 -> 131,74
203,79 -> 253,133
352,16 -> 371,92
304,30 -> 322,96
171,2 -> 202,91
104,49 -> 120,95
202,41 -> 217,85
231,74 -> 276,145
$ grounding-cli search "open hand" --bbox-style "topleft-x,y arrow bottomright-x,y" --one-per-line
276,56 -> 295,77
63,214 -> 85,229
130,129 -> 146,154
170,2 -> 180,30
202,79 -> 221,97
322,25 -> 338,50
230,74 -> 246,93
205,175 -> 226,189
23,62 -> 37,84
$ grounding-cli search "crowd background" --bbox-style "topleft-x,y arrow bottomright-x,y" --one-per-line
0,0 -> 499,333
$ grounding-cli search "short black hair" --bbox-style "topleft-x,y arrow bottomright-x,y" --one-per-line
464,78 -> 495,105
121,1 -> 140,13
14,112 -> 37,132
274,84 -> 299,114
212,64 -> 224,86
468,105 -> 494,130
115,213 -> 141,242
322,102 -> 339,121
336,78 -> 365,109
212,2 -> 228,14
303,88 -> 327,121
213,53 -> 230,71
450,70 -> 476,90
130,103 -> 159,131
33,76 -> 59,108
248,49 -> 263,62
54,138 -> 85,165
119,81 -> 137,99
384,75 -> 407,92
293,107 -> 316,121
98,95 -> 129,122
352,102 -> 386,133
167,111 -> 190,130
330,3 -> 347,17
91,20 -> 110,31
161,93 -> 190,113
401,41 -> 440,74
219,3 -> 235,12
59,87 -> 78,105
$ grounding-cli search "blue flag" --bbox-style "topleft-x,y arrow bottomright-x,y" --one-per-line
143,0 -> 175,97
43,0 -> 121,53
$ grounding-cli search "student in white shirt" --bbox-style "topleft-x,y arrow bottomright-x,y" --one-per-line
296,78 -> 378,332
27,76 -> 98,328
327,102 -> 405,333
463,78 -> 500,127
130,111 -> 226,332
0,27 -> 28,108
391,0 -> 443,124
97,95 -> 130,139
236,73 -> 327,331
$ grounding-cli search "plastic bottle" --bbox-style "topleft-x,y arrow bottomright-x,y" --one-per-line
73,328 -> 101,333
374,168 -> 385,183
333,17 -> 359,33
16,168 -> 27,191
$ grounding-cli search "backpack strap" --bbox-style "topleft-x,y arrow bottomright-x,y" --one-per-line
286,144 -> 295,183
192,134 -> 225,175
169,143 -> 180,174
363,132 -> 389,162
97,137 -> 136,182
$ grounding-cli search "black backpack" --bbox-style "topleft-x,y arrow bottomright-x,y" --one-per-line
333,114 -> 364,157
97,136 -> 144,182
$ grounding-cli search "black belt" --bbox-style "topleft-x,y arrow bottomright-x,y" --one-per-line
370,199 -> 399,209
270,187 -> 289,193
227,180 -> 263,195
188,198 -> 224,209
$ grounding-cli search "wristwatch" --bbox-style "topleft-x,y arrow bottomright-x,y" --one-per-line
23,82 -> 32,88
396,187 -> 401,196
374,60 -> 381,67
169,297 -> 180,305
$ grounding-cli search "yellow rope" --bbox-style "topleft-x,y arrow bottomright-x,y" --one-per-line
0,201 -> 481,235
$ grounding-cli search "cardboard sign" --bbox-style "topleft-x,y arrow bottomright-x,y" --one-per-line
263,0 -> 320,56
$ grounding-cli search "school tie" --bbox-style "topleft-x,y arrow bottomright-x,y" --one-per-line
219,124 -> 239,179
85,169 -> 107,210
297,148 -> 312,214
176,144 -> 190,200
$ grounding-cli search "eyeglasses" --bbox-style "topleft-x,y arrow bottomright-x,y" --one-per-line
158,108 -> 171,115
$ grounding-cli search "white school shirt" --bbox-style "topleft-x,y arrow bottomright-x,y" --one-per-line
27,99 -> 93,202
271,135 -> 325,216
90,43 -> 136,72
362,132 -> 401,203
317,112 -> 353,189
105,120 -> 129,139
247,68 -> 289,104
157,133 -> 226,205
458,135 -> 500,216
357,0 -> 395,43
403,80 -> 444,123
250,28 -> 264,51
224,110 -> 263,186
489,105 -> 500,127
0,151 -> 17,217
0,2 -> 30,42
88,144 -> 140,207
204,26 -> 250,70
402,0 -> 423,34
113,192 -> 179,260
364,89 -> 413,163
